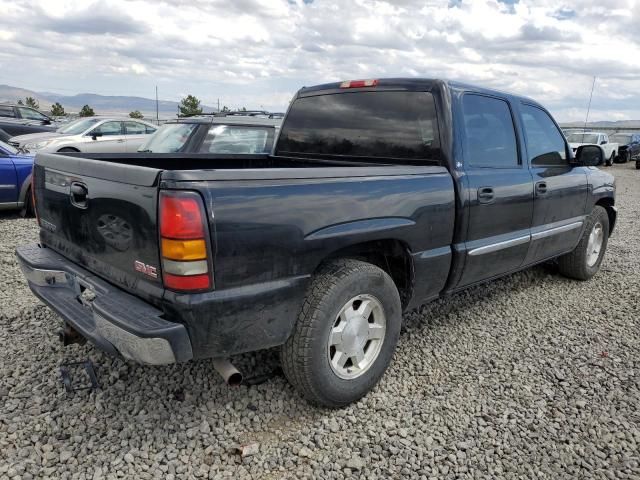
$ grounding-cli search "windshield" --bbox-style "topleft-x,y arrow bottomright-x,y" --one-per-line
610,134 -> 632,145
566,133 -> 599,144
138,123 -> 197,152
57,118 -> 102,135
0,140 -> 19,155
199,125 -> 275,153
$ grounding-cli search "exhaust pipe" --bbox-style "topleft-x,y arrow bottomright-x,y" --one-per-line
212,359 -> 243,386
58,323 -> 86,346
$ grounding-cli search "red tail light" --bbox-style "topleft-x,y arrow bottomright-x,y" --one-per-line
159,191 -> 212,292
340,79 -> 379,88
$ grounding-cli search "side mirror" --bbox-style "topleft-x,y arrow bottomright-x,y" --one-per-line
91,132 -> 103,140
600,140 -> 607,145
575,145 -> 604,167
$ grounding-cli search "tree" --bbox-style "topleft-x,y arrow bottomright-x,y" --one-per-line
221,105 -> 230,113
79,105 -> 95,117
50,102 -> 65,116
25,97 -> 39,109
17,99 -> 23,105
129,110 -> 144,119
178,95 -> 202,116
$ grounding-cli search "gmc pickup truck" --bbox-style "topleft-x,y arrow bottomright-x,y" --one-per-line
17,79 -> 616,407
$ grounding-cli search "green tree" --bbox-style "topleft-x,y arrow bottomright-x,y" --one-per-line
240,107 -> 247,112
50,102 -> 65,116
129,110 -> 144,119
17,99 -> 23,105
221,105 -> 230,113
179,94 -> 202,116
79,105 -> 95,117
25,97 -> 39,109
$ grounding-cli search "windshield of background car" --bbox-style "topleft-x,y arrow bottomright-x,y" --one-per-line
566,133 -> 599,144
57,118 -> 102,135
199,125 -> 274,154
610,134 -> 632,145
138,123 -> 197,152
0,140 -> 19,154
276,91 -> 442,163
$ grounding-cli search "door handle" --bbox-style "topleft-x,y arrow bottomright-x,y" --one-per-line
477,187 -> 494,204
536,181 -> 548,195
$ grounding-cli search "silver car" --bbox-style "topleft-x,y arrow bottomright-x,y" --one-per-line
10,117 -> 157,153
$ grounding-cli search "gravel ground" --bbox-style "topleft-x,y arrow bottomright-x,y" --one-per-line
1,164 -> 639,480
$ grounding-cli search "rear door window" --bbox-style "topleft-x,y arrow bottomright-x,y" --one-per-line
462,94 -> 519,168
277,91 -> 441,163
124,121 -> 147,135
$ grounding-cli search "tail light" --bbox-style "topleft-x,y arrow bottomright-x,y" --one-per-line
159,191 -> 212,292
339,79 -> 379,88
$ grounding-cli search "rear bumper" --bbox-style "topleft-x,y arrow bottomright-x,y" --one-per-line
16,243 -> 193,365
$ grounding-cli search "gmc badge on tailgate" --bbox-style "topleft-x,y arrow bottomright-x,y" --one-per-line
134,261 -> 158,279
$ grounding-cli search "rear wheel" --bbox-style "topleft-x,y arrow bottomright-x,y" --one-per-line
558,206 -> 609,280
281,259 -> 402,407
606,152 -> 614,166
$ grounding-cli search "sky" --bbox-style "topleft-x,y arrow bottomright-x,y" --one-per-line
0,0 -> 638,121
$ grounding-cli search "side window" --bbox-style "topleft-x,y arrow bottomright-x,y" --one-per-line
0,106 -> 15,118
520,104 -> 567,167
91,121 -> 122,136
462,95 -> 518,168
145,125 -> 157,134
199,125 -> 273,154
124,121 -> 147,135
18,107 -> 48,121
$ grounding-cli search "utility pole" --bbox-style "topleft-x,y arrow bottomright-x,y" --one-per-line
155,85 -> 159,125
217,98 -> 220,112
582,76 -> 596,141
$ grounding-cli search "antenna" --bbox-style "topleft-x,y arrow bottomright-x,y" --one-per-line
155,85 -> 159,125
582,76 -> 596,142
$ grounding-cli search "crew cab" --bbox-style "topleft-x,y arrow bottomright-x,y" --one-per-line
17,79 -> 616,407
0,140 -> 34,216
566,131 -> 618,166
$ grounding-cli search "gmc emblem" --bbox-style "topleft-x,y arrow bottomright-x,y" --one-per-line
134,260 -> 158,279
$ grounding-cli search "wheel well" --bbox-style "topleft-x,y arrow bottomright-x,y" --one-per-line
321,239 -> 413,308
57,147 -> 80,152
595,198 -> 616,234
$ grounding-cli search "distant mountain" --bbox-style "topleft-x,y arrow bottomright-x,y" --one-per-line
0,84 -> 217,119
560,120 -> 640,128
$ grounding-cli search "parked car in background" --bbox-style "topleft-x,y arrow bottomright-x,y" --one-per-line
0,128 -> 11,143
609,132 -> 640,164
0,103 -> 56,124
0,140 -> 33,216
10,118 -> 157,153
137,115 -> 281,154
566,131 -> 618,166
18,78 -> 615,407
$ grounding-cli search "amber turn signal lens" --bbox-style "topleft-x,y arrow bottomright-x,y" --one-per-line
161,238 -> 207,261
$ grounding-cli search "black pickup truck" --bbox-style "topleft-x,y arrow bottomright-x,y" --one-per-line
17,78 -> 616,407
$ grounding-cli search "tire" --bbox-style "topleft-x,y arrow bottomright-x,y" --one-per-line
621,151 -> 630,164
558,206 -> 609,281
281,259 -> 402,408
636,161 -> 640,170
20,186 -> 35,218
606,152 -> 614,167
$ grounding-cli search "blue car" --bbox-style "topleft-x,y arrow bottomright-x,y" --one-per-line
0,139 -> 34,216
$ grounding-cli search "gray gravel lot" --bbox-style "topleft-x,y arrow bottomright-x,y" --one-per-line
1,164 -> 639,479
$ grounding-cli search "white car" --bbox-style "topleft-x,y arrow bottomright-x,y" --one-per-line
566,131 -> 618,167
10,117 -> 158,154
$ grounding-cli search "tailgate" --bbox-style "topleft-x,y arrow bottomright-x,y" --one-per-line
33,152 -> 164,299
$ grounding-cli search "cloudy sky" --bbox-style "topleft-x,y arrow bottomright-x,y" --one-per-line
0,0 -> 638,121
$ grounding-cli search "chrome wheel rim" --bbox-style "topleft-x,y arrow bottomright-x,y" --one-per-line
586,222 -> 604,267
327,294 -> 386,380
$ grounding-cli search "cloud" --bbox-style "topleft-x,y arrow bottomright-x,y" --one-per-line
0,0 -> 637,121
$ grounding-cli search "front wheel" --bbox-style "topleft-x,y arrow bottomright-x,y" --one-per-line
558,206 -> 609,280
281,259 -> 402,407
